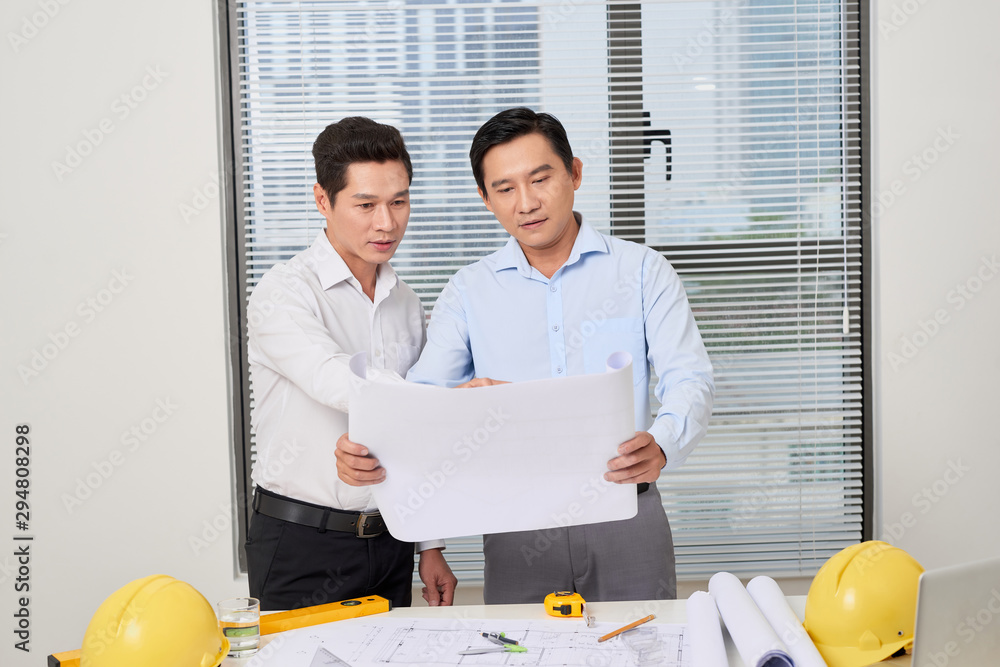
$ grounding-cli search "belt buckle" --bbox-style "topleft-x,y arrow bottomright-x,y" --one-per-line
355,512 -> 381,538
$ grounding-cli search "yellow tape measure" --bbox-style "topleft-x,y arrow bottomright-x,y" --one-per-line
544,591 -> 586,617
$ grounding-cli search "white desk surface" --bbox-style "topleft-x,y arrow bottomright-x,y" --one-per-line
223,596 -> 912,666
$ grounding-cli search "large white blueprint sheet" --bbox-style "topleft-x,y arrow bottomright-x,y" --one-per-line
349,352 -> 638,542
252,616 -> 690,667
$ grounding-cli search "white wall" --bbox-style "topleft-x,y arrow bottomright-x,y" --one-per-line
0,0 -> 242,663
1,0 -> 998,663
873,0 -> 1000,566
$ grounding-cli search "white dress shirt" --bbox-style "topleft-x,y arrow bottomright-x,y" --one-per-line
247,231 -> 426,516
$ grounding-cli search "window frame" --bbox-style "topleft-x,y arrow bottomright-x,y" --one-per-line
216,0 -> 875,576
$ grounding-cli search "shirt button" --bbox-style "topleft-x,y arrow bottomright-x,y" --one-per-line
375,349 -> 383,357
556,367 -> 563,374
550,285 -> 557,292
552,325 -> 560,332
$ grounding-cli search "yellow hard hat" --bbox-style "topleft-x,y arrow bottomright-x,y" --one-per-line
804,541 -> 924,667
80,574 -> 229,667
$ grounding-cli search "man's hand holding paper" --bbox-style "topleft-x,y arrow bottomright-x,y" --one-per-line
605,431 -> 667,485
334,433 -> 385,486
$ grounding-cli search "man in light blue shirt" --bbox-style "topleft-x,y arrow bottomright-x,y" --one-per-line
338,108 -> 714,603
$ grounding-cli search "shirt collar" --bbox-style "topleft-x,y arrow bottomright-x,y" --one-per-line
493,212 -> 609,277
306,231 -> 398,294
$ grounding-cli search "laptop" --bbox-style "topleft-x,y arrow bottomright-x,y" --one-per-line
905,555 -> 1000,667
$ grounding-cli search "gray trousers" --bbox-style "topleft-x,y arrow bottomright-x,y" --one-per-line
482,483 -> 676,604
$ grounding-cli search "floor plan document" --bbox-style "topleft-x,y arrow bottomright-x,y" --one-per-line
252,616 -> 690,667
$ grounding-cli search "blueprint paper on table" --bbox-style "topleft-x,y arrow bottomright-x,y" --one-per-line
250,616 -> 690,667
348,351 -> 638,542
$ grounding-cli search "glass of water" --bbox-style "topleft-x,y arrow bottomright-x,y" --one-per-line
217,597 -> 260,658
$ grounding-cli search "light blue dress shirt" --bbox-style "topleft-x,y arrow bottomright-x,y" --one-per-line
407,215 -> 715,470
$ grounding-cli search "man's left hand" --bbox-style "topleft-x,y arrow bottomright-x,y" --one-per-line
418,548 -> 458,606
604,431 -> 666,485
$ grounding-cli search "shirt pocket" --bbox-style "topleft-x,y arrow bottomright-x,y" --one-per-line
580,317 -> 647,386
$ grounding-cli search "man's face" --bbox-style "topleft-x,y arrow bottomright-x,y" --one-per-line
478,132 -> 582,254
314,160 -> 410,277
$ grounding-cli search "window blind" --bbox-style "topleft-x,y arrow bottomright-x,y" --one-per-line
230,0 -> 864,582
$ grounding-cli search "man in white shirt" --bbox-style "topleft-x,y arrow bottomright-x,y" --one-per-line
245,117 -> 456,610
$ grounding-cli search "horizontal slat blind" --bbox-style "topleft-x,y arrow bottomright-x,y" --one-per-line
233,0 -> 863,582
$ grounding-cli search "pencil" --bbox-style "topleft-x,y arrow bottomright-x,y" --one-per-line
597,614 -> 656,642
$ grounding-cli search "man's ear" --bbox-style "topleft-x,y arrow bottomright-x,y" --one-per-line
314,183 -> 330,215
571,157 -> 583,190
478,187 -> 494,213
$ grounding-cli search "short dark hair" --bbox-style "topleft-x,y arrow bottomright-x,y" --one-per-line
469,108 -> 575,196
312,117 -> 413,206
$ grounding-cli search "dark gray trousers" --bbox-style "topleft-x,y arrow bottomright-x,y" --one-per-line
482,483 -> 676,604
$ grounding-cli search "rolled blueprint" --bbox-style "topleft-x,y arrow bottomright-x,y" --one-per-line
686,591 -> 729,667
747,576 -> 827,667
708,572 -> 793,667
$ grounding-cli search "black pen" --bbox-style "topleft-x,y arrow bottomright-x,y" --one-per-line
482,631 -> 519,646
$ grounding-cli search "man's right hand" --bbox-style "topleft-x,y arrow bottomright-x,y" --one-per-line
456,377 -> 509,389
335,433 -> 386,486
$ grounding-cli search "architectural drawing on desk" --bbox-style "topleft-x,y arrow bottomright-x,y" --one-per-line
264,617 -> 689,667
366,620 -> 688,666
309,646 -> 352,666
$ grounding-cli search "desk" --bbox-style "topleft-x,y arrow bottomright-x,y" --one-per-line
222,597 -> 912,666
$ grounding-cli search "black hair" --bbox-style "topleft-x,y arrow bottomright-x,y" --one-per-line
312,117 -> 413,206
469,108 -> 574,196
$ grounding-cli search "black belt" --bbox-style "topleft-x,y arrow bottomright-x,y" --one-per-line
253,483 -> 645,537
252,488 -> 386,538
